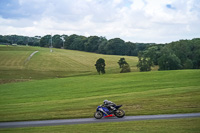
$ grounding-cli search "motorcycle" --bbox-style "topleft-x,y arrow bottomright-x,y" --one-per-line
94,105 -> 125,119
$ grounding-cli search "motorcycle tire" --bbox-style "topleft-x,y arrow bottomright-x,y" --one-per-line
114,109 -> 125,118
94,111 -> 103,119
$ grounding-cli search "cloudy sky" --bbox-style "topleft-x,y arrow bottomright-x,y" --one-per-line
0,0 -> 199,43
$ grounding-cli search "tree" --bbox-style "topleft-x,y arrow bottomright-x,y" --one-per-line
52,34 -> 63,48
71,36 -> 87,51
63,34 -> 87,51
64,34 -> 78,49
40,35 -> 51,47
167,40 -> 190,67
118,58 -> 131,73
106,38 -> 125,55
95,58 -> 106,74
183,59 -> 193,69
143,45 -> 162,65
158,53 -> 182,70
158,48 -> 182,70
137,57 -> 153,72
137,52 -> 153,72
125,42 -> 137,56
0,35 -> 10,44
85,36 -> 100,52
97,37 -> 107,54
136,43 -> 150,52
189,38 -> 200,69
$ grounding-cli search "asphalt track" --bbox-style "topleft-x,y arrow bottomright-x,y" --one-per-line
0,113 -> 200,128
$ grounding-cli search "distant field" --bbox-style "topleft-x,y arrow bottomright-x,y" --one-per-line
0,70 -> 199,122
0,45 -> 139,84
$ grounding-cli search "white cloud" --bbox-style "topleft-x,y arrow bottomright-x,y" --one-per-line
0,0 -> 199,43
131,0 -> 145,10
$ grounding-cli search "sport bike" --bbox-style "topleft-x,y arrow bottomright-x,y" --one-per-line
94,105 -> 125,119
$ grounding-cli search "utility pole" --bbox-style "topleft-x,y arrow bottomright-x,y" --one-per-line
60,36 -> 65,49
26,37 -> 29,46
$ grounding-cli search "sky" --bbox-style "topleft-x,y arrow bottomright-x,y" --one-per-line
0,0 -> 199,43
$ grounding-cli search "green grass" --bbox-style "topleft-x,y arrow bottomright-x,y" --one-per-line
1,118 -> 200,133
0,45 -> 199,132
0,69 -> 199,122
0,45 -> 139,84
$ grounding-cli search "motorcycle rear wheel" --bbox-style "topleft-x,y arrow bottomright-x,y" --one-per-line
94,111 -> 103,119
114,109 -> 125,118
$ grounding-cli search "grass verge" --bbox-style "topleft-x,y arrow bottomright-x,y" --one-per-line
0,118 -> 199,133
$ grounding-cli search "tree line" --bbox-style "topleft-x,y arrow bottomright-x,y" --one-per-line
0,35 -> 40,46
0,34 -> 152,56
40,34 -> 153,56
137,38 -> 200,71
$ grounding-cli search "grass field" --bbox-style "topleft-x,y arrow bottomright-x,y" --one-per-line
0,69 -> 199,122
0,45 -> 199,132
0,45 -> 139,84
1,118 -> 200,133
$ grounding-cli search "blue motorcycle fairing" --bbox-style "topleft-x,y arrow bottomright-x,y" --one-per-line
96,106 -> 110,116
96,105 -> 122,116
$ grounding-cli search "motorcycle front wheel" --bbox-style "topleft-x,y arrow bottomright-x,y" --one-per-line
94,111 -> 103,119
114,109 -> 125,118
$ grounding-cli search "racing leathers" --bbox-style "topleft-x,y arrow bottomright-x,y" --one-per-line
102,100 -> 116,113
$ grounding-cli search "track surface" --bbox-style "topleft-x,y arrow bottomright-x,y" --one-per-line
0,113 -> 200,128
24,51 -> 38,64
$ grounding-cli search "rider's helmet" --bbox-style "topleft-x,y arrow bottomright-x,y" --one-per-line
103,100 -> 108,105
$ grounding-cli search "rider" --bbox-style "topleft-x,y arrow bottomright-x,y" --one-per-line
102,100 -> 116,112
